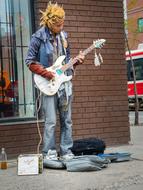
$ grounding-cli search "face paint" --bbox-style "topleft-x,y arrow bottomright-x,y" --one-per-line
50,20 -> 64,34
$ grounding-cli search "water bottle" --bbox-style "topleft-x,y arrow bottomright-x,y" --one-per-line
0,148 -> 8,169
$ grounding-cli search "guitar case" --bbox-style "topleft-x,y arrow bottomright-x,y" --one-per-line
71,137 -> 106,156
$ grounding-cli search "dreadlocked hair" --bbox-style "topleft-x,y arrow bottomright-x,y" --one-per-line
40,1 -> 65,27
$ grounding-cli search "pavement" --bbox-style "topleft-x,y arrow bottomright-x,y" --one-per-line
0,125 -> 143,190
129,111 -> 143,125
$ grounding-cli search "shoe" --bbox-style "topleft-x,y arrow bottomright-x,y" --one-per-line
60,153 -> 74,161
45,149 -> 58,161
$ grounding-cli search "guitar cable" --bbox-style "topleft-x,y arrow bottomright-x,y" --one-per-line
35,89 -> 43,154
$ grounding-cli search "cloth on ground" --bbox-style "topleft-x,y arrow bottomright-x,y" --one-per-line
43,155 -> 109,172
63,155 -> 109,172
98,152 -> 132,162
43,158 -> 65,169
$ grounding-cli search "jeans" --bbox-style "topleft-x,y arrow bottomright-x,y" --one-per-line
42,93 -> 73,156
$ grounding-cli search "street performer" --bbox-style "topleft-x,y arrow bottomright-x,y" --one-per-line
25,2 -> 85,161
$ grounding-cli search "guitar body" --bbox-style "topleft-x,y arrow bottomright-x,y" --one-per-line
34,55 -> 72,96
34,39 -> 106,96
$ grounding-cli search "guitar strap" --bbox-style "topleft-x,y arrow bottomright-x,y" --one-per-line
60,31 -> 67,56
60,31 -> 73,72
58,31 -> 72,110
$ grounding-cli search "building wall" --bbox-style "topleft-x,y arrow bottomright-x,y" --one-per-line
127,0 -> 143,49
0,0 -> 130,158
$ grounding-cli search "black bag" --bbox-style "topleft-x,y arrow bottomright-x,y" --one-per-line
71,137 -> 106,156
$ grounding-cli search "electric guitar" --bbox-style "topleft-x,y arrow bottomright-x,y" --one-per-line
34,39 -> 106,96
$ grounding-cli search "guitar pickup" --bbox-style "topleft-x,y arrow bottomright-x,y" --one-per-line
56,69 -> 63,75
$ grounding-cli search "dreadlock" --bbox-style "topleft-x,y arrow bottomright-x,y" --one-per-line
40,1 -> 65,27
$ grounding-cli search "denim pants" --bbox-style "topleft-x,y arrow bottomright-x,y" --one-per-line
42,93 -> 73,156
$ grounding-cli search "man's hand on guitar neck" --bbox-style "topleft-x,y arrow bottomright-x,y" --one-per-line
29,63 -> 55,80
73,51 -> 85,69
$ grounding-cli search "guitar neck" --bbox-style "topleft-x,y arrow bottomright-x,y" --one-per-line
62,44 -> 95,72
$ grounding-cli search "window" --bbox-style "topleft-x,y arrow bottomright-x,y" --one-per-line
138,18 -> 143,33
127,58 -> 143,81
0,0 -> 35,120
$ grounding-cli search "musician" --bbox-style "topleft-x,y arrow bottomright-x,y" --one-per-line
25,2 -> 84,161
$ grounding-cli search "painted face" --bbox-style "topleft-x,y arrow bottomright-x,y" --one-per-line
50,20 -> 64,34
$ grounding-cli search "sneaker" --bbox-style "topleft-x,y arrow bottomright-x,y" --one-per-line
45,149 -> 58,161
60,153 -> 74,161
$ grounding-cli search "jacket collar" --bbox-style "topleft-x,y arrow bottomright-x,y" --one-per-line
34,26 -> 61,42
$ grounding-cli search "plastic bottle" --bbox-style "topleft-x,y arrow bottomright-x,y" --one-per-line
0,148 -> 8,169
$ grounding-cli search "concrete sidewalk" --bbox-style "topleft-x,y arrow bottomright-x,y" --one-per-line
0,126 -> 143,190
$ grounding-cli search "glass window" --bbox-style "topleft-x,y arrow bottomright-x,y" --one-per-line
138,18 -> 143,33
127,58 -> 143,81
0,0 -> 35,120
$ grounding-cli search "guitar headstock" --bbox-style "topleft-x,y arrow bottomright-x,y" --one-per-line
93,39 -> 106,49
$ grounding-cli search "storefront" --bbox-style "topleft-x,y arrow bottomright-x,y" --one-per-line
0,0 -> 130,158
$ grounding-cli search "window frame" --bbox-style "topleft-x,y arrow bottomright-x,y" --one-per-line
0,0 -> 37,123
138,18 -> 143,33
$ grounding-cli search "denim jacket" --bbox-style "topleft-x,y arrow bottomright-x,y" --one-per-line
25,26 -> 73,107
25,26 -> 72,76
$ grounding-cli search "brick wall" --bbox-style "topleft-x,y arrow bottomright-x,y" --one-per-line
0,0 -> 130,158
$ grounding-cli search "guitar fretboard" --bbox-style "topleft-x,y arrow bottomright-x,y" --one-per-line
82,44 -> 95,56
61,44 -> 95,72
